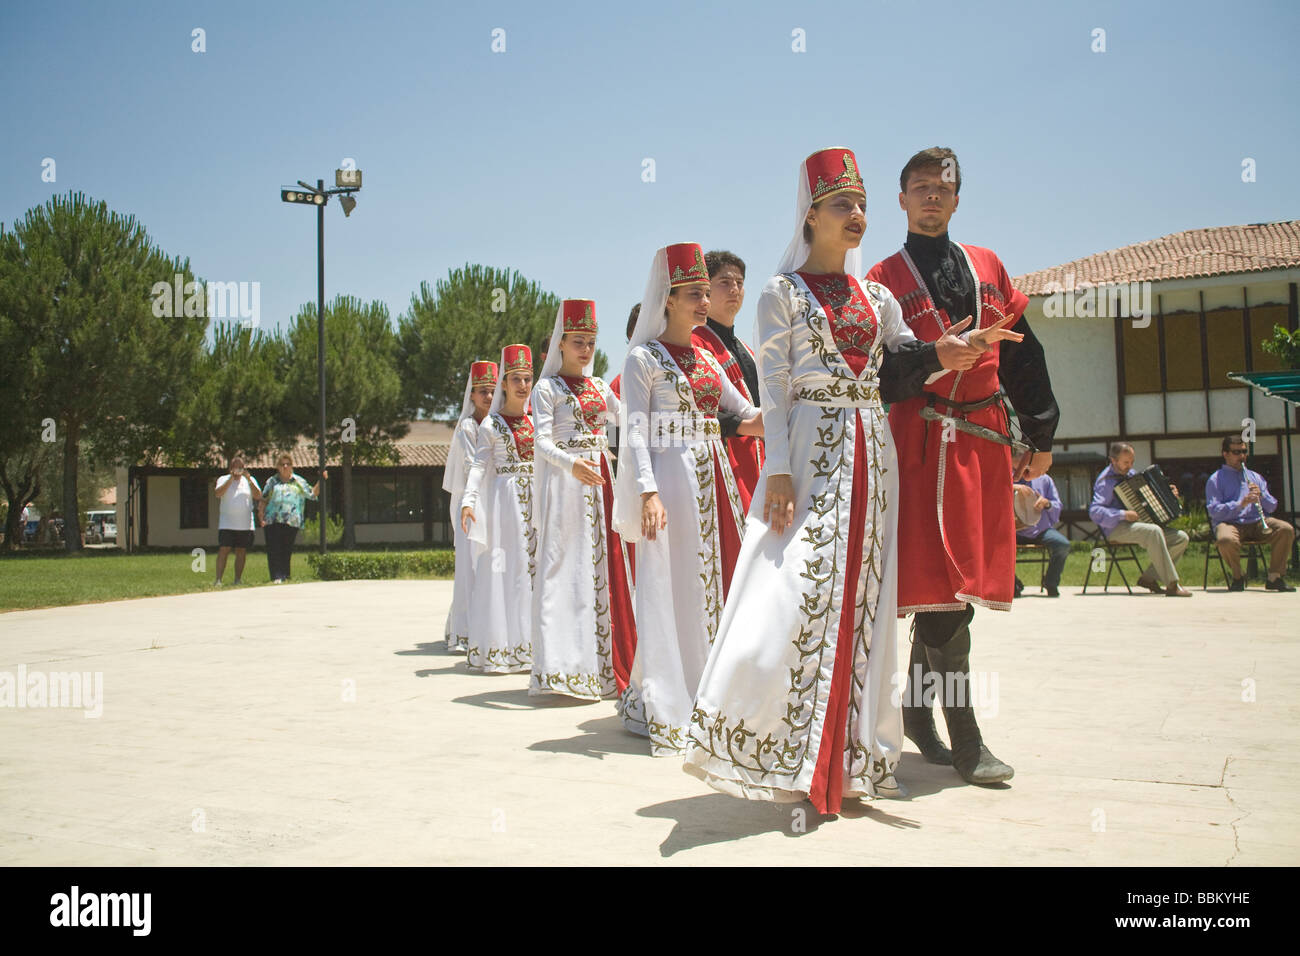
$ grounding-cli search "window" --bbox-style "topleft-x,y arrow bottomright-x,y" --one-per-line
1206,308 -> 1248,385
179,477 -> 209,529
1122,319 -> 1162,394
1163,310 -> 1204,391
1250,304 -> 1288,372
343,473 -> 426,524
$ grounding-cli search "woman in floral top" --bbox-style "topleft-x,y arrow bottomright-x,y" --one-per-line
258,453 -> 327,583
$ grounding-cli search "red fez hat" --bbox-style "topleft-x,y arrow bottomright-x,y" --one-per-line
470,361 -> 498,388
805,147 -> 865,204
666,243 -> 710,288
502,344 -> 532,376
562,299 -> 597,333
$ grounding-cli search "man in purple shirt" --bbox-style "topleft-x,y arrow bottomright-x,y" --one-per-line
1015,473 -> 1069,597
1205,435 -> 1295,592
1089,441 -> 1191,597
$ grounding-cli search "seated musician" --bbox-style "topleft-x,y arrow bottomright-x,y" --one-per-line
1206,435 -> 1295,592
1015,471 -> 1070,598
1089,441 -> 1191,597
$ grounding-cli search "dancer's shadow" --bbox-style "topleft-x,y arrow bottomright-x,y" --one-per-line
530,714 -> 646,759
639,791 -> 921,857
896,753 -> 1013,797
415,662 -> 467,678
452,686 -> 537,710
396,641 -> 456,657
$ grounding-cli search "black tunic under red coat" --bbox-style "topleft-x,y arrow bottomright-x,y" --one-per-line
867,241 -> 1057,615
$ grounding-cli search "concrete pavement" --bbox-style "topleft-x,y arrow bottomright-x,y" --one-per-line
1,581 -> 1297,865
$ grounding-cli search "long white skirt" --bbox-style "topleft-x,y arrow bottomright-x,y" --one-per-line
445,519 -> 473,652
530,448 -> 621,700
619,438 -> 742,756
683,402 -> 903,803
466,472 -> 534,674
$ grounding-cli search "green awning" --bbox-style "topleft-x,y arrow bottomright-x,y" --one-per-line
1227,370 -> 1300,406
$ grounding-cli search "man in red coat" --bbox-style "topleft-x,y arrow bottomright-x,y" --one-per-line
867,147 -> 1059,786
691,251 -> 764,512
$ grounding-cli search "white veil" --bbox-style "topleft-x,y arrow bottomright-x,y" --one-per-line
773,148 -> 865,279
612,245 -> 675,542
538,301 -> 596,383
442,372 -> 479,495
488,344 -> 532,416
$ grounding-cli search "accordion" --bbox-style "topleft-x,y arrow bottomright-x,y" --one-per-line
1115,465 -> 1182,526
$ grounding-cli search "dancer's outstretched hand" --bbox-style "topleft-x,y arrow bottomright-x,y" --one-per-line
765,474 -> 795,534
966,313 -> 1023,351
461,506 -> 476,536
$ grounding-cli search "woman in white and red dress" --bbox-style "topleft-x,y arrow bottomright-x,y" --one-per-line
683,148 -> 990,813
612,242 -> 762,757
443,359 -> 496,652
460,344 -> 536,674
530,299 -> 637,699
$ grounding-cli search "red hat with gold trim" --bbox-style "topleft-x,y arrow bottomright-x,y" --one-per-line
470,360 -> 498,388
502,344 -> 532,376
562,299 -> 597,333
665,242 -> 710,288
805,147 -> 865,203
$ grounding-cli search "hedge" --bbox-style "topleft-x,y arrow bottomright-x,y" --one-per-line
306,550 -> 455,580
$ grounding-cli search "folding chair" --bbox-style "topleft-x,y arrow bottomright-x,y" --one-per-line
1014,542 -> 1049,593
1202,539 -> 1271,590
1081,529 -> 1147,594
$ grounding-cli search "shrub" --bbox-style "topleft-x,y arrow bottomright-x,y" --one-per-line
1169,503 -> 1210,541
307,549 -> 455,580
299,513 -> 344,547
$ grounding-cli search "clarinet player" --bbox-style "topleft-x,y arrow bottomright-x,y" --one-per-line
1206,436 -> 1296,592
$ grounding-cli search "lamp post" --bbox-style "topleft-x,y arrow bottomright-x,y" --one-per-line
280,168 -> 362,554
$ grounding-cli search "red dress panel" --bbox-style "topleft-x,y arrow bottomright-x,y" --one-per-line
559,376 -> 638,693
659,342 -> 742,600
690,325 -> 765,514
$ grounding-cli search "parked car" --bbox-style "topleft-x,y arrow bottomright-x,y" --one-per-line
85,510 -> 117,544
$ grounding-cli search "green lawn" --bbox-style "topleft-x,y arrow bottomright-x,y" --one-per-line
2,541 -> 1293,613
0,548 -> 451,612
1015,541 -> 1299,592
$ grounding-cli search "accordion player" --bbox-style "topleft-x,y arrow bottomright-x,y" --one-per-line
1115,465 -> 1183,526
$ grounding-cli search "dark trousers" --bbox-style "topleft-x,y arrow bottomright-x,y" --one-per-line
265,522 -> 298,580
913,606 -> 974,648
1020,528 -> 1071,588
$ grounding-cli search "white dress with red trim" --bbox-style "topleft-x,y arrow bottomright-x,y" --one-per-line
617,338 -> 753,757
683,272 -> 914,812
865,244 -> 1028,615
530,374 -> 637,700
460,412 -> 536,673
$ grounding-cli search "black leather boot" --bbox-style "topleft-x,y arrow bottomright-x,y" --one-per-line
901,633 -> 952,765
925,621 -> 1014,785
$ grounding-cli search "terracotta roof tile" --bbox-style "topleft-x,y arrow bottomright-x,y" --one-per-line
1013,221 -> 1300,295
141,421 -> 454,468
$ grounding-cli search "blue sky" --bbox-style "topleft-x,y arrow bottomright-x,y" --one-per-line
2,0 -> 1297,369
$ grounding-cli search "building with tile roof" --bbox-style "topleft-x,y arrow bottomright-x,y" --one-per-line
114,420 -> 460,550
1012,221 -> 1299,538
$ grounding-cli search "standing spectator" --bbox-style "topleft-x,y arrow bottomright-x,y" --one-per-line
1014,472 -> 1069,597
1206,436 -> 1295,592
214,455 -> 262,586
258,454 -> 327,583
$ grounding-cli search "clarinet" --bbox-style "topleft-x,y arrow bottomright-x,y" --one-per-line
1242,465 -> 1267,525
